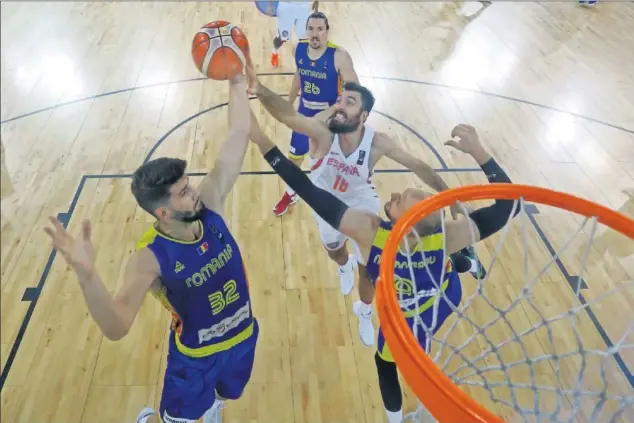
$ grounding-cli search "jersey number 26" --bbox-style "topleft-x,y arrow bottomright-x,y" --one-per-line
303,81 -> 320,95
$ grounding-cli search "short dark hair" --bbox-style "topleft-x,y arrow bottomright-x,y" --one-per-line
131,157 -> 187,216
306,11 -> 329,30
343,82 -> 375,113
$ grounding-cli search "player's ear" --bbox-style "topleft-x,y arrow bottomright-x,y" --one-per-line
361,110 -> 369,122
154,205 -> 170,221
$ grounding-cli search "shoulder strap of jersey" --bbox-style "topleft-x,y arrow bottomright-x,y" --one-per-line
360,125 -> 376,153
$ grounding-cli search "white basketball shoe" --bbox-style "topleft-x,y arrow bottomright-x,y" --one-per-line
338,254 -> 356,296
353,300 -> 375,346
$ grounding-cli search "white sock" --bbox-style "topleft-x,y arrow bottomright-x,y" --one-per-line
272,47 -> 278,54
339,255 -> 353,272
286,186 -> 295,196
386,408 -> 403,423
358,301 -> 372,316
136,408 -> 156,423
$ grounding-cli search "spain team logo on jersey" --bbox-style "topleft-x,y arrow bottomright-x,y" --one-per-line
197,241 -> 209,255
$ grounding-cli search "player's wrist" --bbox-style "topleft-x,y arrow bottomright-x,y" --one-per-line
471,148 -> 491,166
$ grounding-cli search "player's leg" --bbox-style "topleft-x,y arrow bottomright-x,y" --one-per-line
375,330 -> 404,423
311,211 -> 356,294
352,265 -> 375,346
273,131 -> 309,216
373,273 -> 463,421
272,2 -> 294,67
350,194 -> 381,345
136,333 -> 223,423
205,320 -> 260,423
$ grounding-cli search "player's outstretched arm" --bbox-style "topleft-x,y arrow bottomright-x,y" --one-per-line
374,132 -> 466,218
441,125 -> 520,254
249,113 -> 379,262
334,47 -> 359,84
254,79 -> 333,145
44,218 -> 158,341
198,72 -> 251,215
374,132 -> 450,192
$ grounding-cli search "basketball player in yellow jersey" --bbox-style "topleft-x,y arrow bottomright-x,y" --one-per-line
273,11 -> 360,217
44,71 -> 258,423
249,119 -> 519,423
252,76 -> 487,349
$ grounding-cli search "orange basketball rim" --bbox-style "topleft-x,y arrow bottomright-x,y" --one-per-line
375,183 -> 634,423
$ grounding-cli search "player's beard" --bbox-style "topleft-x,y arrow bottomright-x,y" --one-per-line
172,201 -> 203,223
328,110 -> 362,134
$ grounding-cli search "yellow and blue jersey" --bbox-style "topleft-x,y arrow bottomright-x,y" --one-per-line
365,220 -> 462,361
137,207 -> 254,358
295,40 -> 342,113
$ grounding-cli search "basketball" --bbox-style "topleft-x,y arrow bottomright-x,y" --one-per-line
191,20 -> 250,80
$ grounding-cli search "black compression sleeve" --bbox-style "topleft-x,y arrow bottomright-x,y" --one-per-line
468,157 -> 519,240
264,146 -> 349,229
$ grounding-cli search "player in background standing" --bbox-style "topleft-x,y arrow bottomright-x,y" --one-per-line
45,71 -> 258,423
271,1 -> 319,68
273,11 -> 360,217
250,75 -> 486,347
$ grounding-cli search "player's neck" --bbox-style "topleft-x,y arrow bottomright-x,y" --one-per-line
308,44 -> 327,58
337,125 -> 365,147
156,220 -> 201,242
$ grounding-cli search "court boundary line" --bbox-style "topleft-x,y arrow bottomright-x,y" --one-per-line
1,169 -> 632,392
2,73 -> 633,136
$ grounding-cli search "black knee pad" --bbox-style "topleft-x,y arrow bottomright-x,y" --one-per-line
374,352 -> 402,412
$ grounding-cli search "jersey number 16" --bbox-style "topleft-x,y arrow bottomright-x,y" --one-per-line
333,175 -> 349,193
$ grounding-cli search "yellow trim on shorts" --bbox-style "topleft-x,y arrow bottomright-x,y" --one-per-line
378,342 -> 394,362
175,321 -> 255,358
288,151 -> 307,160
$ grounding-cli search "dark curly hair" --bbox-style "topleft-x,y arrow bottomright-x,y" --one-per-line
131,158 -> 187,216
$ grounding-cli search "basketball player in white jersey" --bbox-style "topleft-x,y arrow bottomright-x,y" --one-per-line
250,79 -> 487,346
271,1 -> 319,68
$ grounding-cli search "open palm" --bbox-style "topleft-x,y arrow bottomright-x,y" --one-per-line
44,217 -> 95,275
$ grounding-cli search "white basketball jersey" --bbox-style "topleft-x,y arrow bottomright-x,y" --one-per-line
308,126 -> 377,200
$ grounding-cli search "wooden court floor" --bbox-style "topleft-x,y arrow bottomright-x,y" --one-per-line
1,2 -> 633,422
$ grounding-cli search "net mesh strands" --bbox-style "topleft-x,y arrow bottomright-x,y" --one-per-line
376,184 -> 634,423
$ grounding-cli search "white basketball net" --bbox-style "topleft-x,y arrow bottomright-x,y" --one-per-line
393,197 -> 634,423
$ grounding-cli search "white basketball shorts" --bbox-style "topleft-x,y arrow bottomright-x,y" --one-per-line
313,191 -> 381,263
276,2 -> 312,41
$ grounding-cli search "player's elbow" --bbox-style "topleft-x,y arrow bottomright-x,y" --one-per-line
101,324 -> 129,341
99,314 -> 132,341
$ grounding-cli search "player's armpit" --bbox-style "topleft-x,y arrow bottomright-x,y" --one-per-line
109,248 -> 160,340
